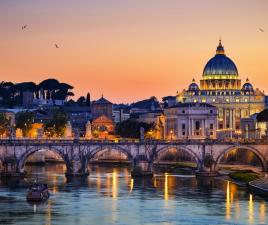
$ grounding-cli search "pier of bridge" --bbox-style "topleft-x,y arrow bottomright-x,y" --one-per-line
0,139 -> 268,178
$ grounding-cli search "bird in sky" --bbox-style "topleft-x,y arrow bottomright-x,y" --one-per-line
259,28 -> 264,32
21,25 -> 27,30
55,44 -> 59,48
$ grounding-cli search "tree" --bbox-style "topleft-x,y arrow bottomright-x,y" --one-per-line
38,79 -> 60,100
203,154 -> 215,173
115,119 -> 154,138
77,96 -> 86,104
44,109 -> 68,137
0,81 -> 15,107
55,83 -> 74,101
86,93 -> 91,106
0,113 -> 10,136
15,111 -> 34,137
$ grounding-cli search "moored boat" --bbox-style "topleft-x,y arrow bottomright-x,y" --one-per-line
26,183 -> 50,201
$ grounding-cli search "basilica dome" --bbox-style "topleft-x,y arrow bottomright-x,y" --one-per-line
242,78 -> 253,91
188,79 -> 199,91
203,40 -> 238,78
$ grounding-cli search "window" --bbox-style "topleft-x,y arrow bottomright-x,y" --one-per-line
210,110 -> 213,114
182,123 -> 186,130
195,121 -> 200,130
194,99 -> 198,103
182,132 -> 185,136
245,99 -> 248,102
226,98 -> 229,102
210,132 -> 213,135
202,99 -> 206,103
236,98 -> 240,102
182,110 -> 185,114
210,124 -> 213,129
212,98 -> 216,102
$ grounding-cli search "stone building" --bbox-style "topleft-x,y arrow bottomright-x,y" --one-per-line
63,106 -> 91,136
91,96 -> 113,119
22,91 -> 34,107
138,110 -> 165,139
241,108 -> 268,140
112,109 -> 130,123
164,103 -> 217,140
176,40 -> 265,137
92,115 -> 115,138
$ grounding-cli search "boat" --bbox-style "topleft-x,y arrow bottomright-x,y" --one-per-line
26,183 -> 50,201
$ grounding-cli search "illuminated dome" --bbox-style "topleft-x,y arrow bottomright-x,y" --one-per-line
188,79 -> 199,91
203,40 -> 238,79
242,78 -> 253,91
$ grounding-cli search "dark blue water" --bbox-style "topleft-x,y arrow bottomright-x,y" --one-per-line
0,164 -> 267,225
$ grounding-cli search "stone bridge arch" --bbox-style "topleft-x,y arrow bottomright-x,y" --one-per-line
86,145 -> 134,165
17,146 -> 70,173
155,145 -> 202,170
215,145 -> 268,171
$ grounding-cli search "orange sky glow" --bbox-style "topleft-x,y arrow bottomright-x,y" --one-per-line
0,0 -> 268,103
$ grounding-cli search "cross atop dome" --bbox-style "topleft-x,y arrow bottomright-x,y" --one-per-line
216,38 -> 225,55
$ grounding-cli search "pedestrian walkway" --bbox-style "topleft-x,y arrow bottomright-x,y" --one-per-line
248,176 -> 268,196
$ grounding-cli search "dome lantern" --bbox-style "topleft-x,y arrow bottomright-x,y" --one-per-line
188,78 -> 199,91
242,78 -> 254,91
216,39 -> 225,55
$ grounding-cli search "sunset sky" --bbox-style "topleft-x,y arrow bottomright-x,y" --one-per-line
0,0 -> 267,103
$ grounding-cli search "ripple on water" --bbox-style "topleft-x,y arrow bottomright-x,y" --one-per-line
0,165 -> 267,225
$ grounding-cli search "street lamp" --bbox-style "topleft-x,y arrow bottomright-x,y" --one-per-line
170,130 -> 173,141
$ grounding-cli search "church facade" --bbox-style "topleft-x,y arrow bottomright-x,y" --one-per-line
176,40 -> 265,137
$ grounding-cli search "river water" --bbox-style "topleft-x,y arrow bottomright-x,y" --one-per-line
0,164 -> 267,225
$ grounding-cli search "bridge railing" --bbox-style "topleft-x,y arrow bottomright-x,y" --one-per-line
0,137 -> 268,145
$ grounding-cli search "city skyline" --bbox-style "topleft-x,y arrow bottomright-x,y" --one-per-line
0,0 -> 268,103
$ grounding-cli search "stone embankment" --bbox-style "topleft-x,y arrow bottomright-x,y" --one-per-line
248,177 -> 268,197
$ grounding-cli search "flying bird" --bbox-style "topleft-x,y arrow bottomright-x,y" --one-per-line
22,25 -> 27,30
259,28 -> 264,32
55,44 -> 59,48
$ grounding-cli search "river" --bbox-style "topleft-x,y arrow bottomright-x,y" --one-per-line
0,164 -> 267,225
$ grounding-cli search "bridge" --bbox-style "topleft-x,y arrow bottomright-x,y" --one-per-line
0,139 -> 268,177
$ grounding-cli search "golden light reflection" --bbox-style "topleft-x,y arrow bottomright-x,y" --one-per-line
45,200 -> 52,225
164,173 -> 169,201
52,176 -> 58,194
129,178 -> 134,193
248,194 -> 254,224
111,169 -> 118,223
153,177 -> 157,188
112,169 -> 118,199
259,202 -> 266,224
226,181 -> 231,220
106,172 -> 111,197
96,169 -> 101,193
235,200 -> 240,220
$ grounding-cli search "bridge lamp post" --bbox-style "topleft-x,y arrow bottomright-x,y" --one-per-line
170,130 -> 173,141
104,131 -> 108,140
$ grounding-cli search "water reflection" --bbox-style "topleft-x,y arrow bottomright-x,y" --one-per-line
249,194 -> 254,224
260,202 -> 266,224
0,164 -> 267,225
164,173 -> 168,201
45,200 -> 52,225
226,181 -> 231,220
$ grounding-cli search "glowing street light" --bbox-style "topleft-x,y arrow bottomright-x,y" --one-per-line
170,130 -> 173,141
